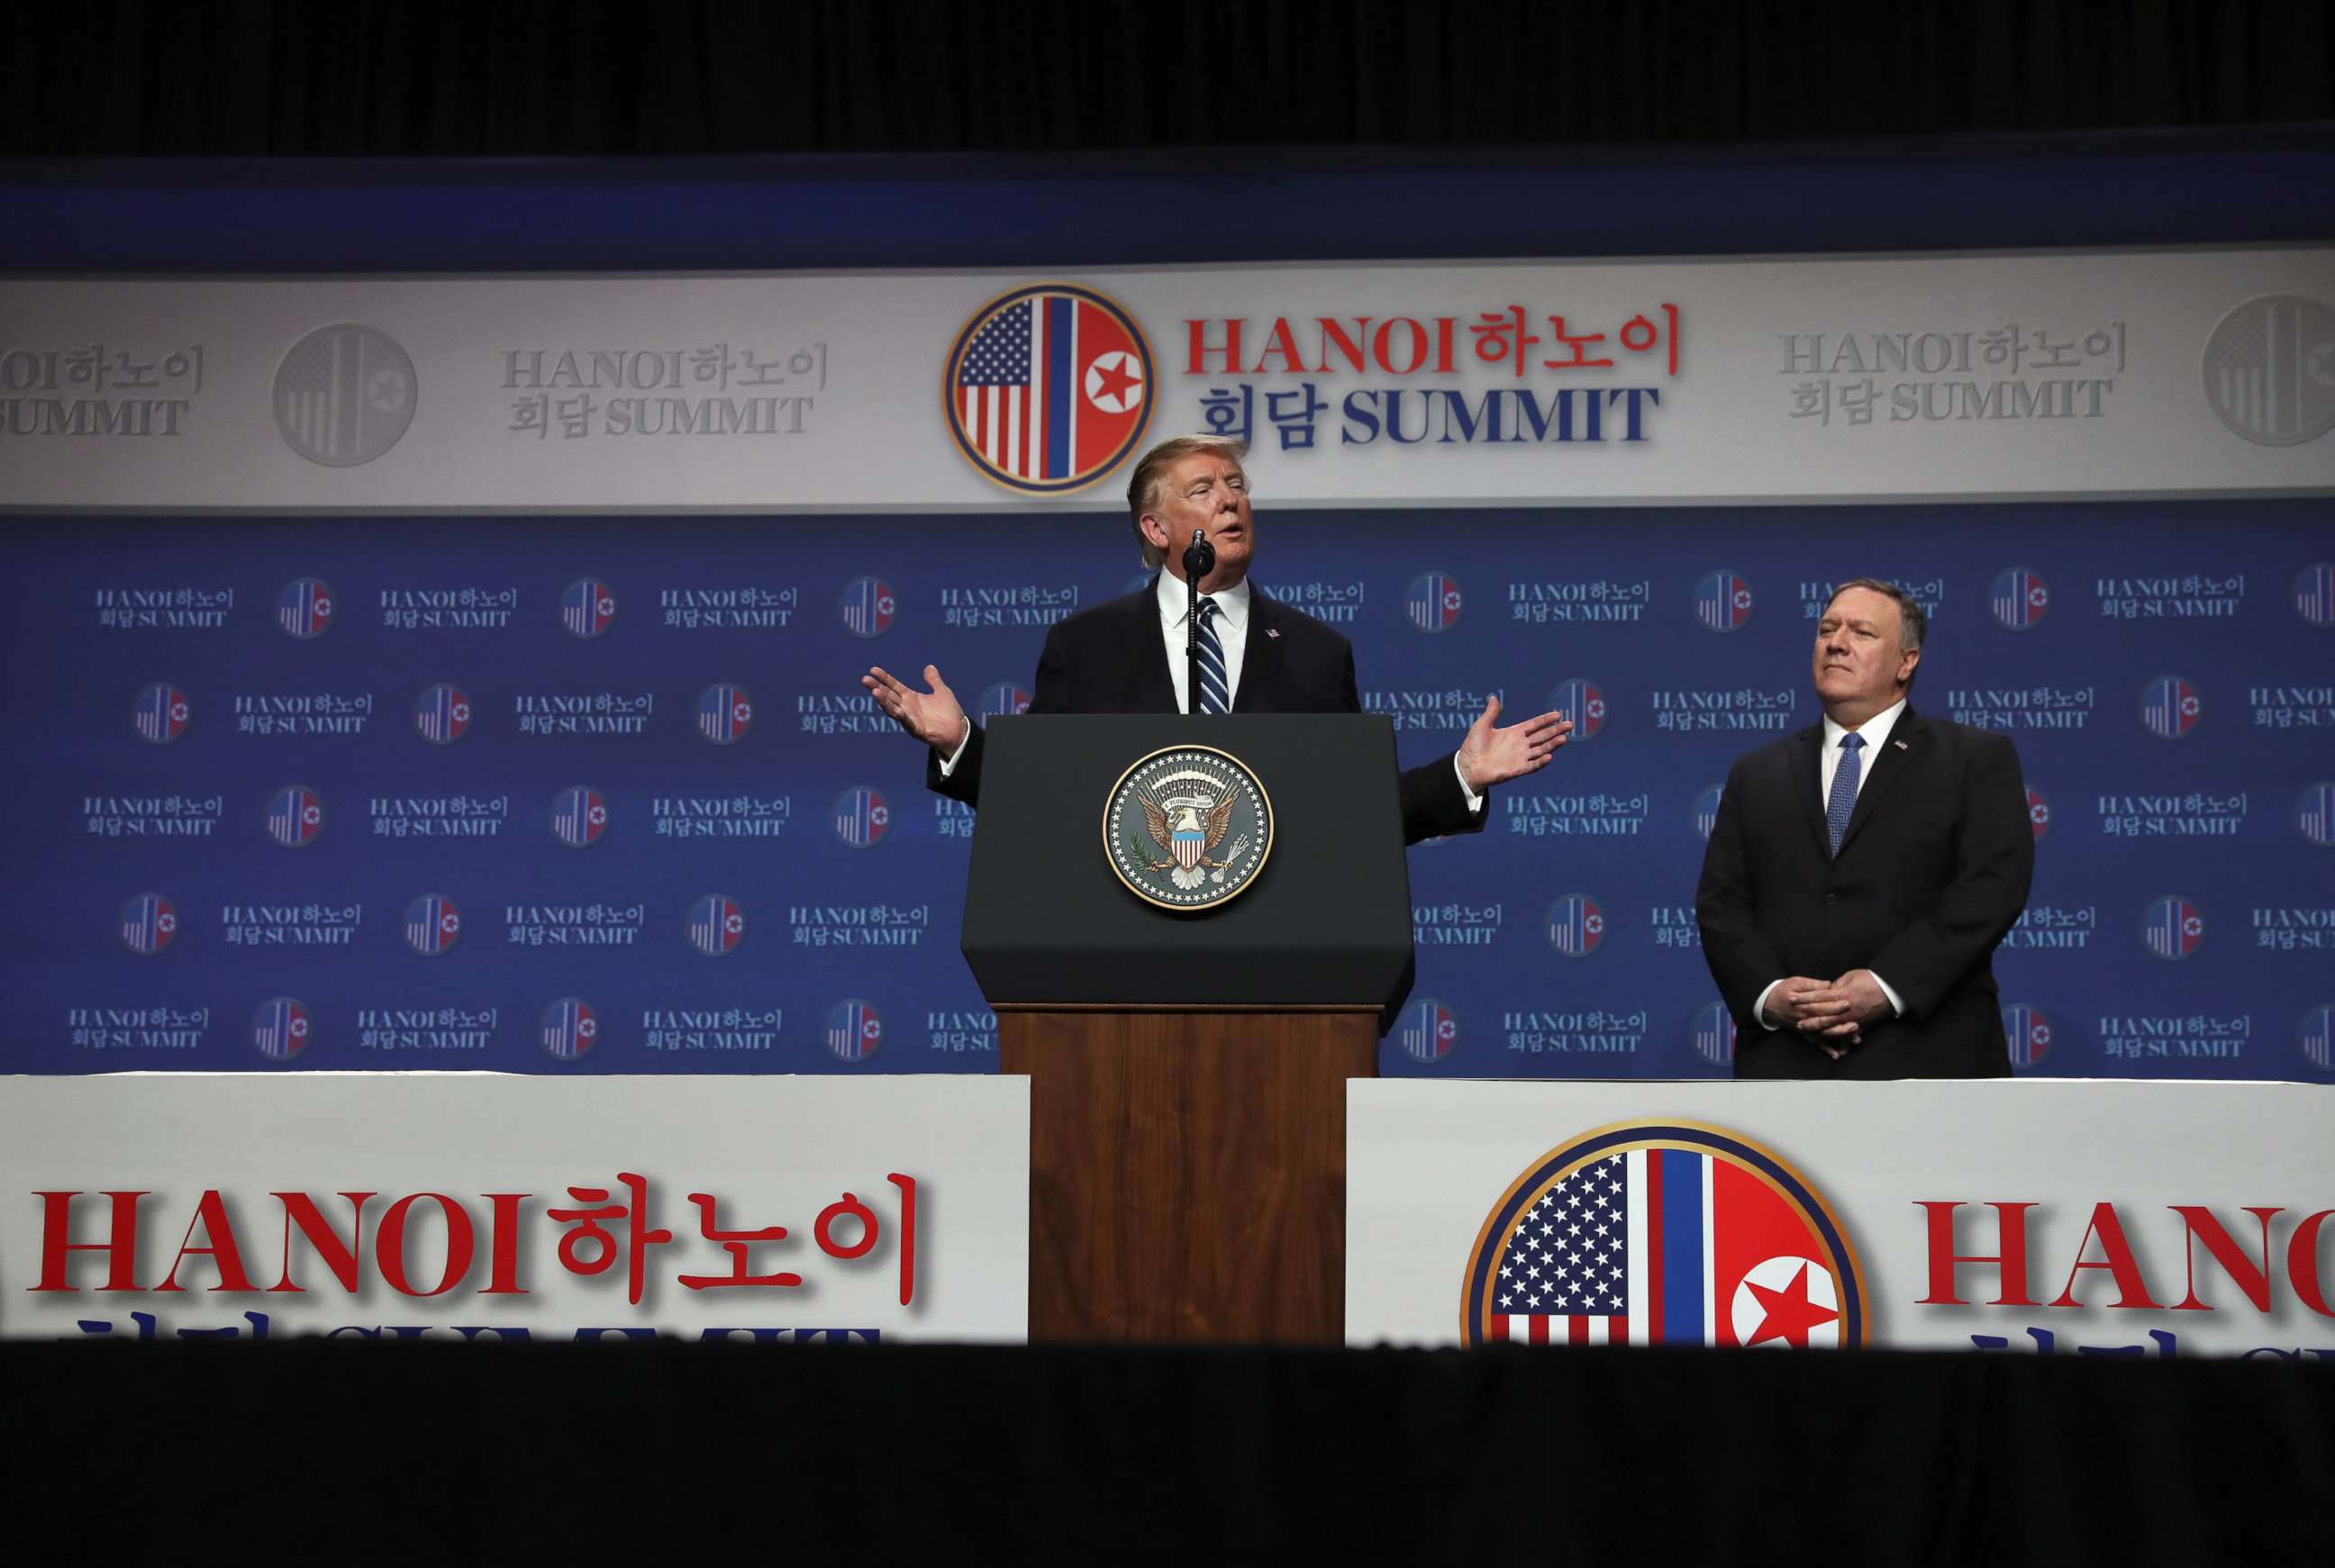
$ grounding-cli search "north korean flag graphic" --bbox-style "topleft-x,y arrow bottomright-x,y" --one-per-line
2002,1002 -> 2052,1069
413,683 -> 471,745
696,683 -> 753,745
277,578 -> 334,639
840,576 -> 895,639
979,682 -> 1032,719
2143,895 -> 2205,960
1548,678 -> 1607,742
832,786 -> 890,848
403,893 -> 460,956
132,683 -> 190,744
1545,894 -> 1604,957
1694,570 -> 1754,632
2140,675 -> 2201,739
266,785 -> 325,847
551,785 -> 609,848
561,577 -> 617,639
688,893 -> 746,957
2303,1005 -> 2334,1074
2027,786 -> 2051,842
945,284 -> 1154,494
252,997 -> 313,1062
541,997 -> 597,1061
1405,572 -> 1464,633
1469,1134 -> 1862,1349
1694,1001 -> 1736,1066
1990,566 -> 2049,630
1397,999 -> 1458,1064
2295,562 -> 2335,629
825,999 -> 882,1063
120,893 -> 177,956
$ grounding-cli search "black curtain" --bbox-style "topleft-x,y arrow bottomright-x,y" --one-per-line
6,0 -> 2333,158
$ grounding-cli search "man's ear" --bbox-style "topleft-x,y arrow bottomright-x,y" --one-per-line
1139,511 -> 1169,551
1897,646 -> 1922,686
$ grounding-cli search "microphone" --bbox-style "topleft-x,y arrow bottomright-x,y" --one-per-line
1183,528 -> 1215,582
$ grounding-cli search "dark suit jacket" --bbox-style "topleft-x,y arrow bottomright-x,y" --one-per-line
927,579 -> 1485,846
1694,704 -> 2033,1080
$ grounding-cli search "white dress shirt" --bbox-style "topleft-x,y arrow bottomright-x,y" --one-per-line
1755,698 -> 1908,1029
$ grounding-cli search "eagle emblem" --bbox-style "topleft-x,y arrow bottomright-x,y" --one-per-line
1104,746 -> 1275,911
1139,784 -> 1240,889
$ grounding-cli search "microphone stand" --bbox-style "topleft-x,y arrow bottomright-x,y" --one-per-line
1182,529 -> 1215,718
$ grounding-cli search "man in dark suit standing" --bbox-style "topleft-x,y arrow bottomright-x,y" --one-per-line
862,434 -> 1570,844
1695,578 -> 2033,1079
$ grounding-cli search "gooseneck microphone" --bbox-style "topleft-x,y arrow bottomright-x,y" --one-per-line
1184,530 -> 1215,717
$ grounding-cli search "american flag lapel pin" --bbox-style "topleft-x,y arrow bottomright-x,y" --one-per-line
1894,739 -> 1908,750
1267,628 -> 1280,639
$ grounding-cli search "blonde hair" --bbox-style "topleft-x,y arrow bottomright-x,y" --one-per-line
1126,435 -> 1249,569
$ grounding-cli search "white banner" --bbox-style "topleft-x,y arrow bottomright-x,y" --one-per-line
1349,1079 -> 2335,1359
0,1074 -> 1028,1343
3,248 -> 2329,512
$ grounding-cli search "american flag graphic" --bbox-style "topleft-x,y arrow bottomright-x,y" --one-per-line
1693,784 -> 1724,840
825,1000 -> 881,1062
120,893 -> 176,956
840,576 -> 895,639
979,682 -> 1031,719
2002,1002 -> 2052,1068
949,286 -> 1151,490
252,998 -> 312,1061
561,578 -> 617,639
2303,1005 -> 2334,1073
413,684 -> 470,745
1405,572 -> 1463,633
833,786 -> 889,848
404,894 -> 460,956
1990,567 -> 2049,630
1694,570 -> 1754,632
277,578 -> 334,638
689,893 -> 746,956
274,324 -> 413,463
1549,677 -> 1606,741
1397,999 -> 1456,1064
132,683 -> 189,744
1694,1002 -> 1736,1066
2144,896 -> 2204,960
696,683 -> 753,745
552,786 -> 607,847
267,785 -> 324,847
1481,1147 -> 1846,1348
2295,562 -> 2335,629
541,998 -> 596,1060
2140,675 -> 2200,739
2299,782 -> 2335,847
1546,894 -> 1604,957
2204,296 -> 2335,443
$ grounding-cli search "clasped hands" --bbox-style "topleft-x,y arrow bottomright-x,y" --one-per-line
1764,970 -> 1893,1061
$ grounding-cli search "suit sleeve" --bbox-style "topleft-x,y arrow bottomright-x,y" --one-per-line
1321,639 -> 1482,845
1694,756 -> 1787,1027
923,620 -> 1077,809
1866,730 -> 2035,1018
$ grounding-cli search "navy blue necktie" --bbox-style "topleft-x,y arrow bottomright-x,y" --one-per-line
1194,597 -> 1229,714
1826,731 -> 1865,857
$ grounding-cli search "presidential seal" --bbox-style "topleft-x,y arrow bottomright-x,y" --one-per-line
1104,746 -> 1273,911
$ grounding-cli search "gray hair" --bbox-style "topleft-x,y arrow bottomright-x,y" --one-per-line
1825,577 -> 1927,653
1126,434 -> 1249,569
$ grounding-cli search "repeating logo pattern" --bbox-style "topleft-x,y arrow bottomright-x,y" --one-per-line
2002,1002 -> 2052,1069
1989,566 -> 2049,630
2140,675 -> 2201,740
1694,570 -> 1754,632
1545,894 -> 1605,958
132,683 -> 190,745
978,682 -> 1032,719
266,785 -> 325,848
119,893 -> 177,956
688,893 -> 747,957
943,283 -> 1155,494
2303,1004 -> 2335,1074
252,997 -> 313,1062
2201,295 -> 2335,447
551,785 -> 609,848
832,786 -> 890,849
413,684 -> 471,745
1397,999 -> 1458,1065
2027,786 -> 2051,842
695,683 -> 753,745
1692,784 -> 1724,841
1405,572 -> 1464,633
1548,678 -> 1607,743
825,999 -> 882,1063
277,578 -> 335,639
2297,563 -> 2335,629
541,997 -> 597,1061
403,894 -> 461,956
840,576 -> 895,639
2299,783 -> 2335,848
560,578 -> 617,639
1693,1002 -> 1736,1067
1463,1123 -> 1866,1348
2143,895 -> 2205,961
1104,746 -> 1274,910
273,324 -> 416,467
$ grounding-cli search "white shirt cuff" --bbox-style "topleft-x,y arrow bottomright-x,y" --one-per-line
1753,979 -> 1785,1031
1871,972 -> 1905,1018
935,716 -> 973,776
1454,754 -> 1484,813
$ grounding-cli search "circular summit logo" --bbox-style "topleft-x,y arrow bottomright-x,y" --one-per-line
840,576 -> 895,639
413,684 -> 471,746
688,893 -> 746,957
2002,1002 -> 2052,1070
403,894 -> 460,956
2142,894 -> 2205,961
560,577 -> 617,639
1405,572 -> 1464,633
1692,784 -> 1724,841
550,785 -> 609,848
1104,746 -> 1274,910
2140,675 -> 2201,740
942,283 -> 1154,495
277,578 -> 335,639
274,324 -> 416,467
132,683 -> 189,745
979,682 -> 1031,719
1396,999 -> 1458,1065
1548,677 -> 1607,742
265,785 -> 325,848
120,893 -> 177,956
2027,786 -> 2050,842
252,997 -> 313,1063
2201,295 -> 2335,447
1693,1002 -> 1736,1067
1462,1121 -> 1866,1348
541,997 -> 597,1061
696,683 -> 753,745
2297,563 -> 2335,629
1545,894 -> 1604,958
2299,782 -> 2335,848
1989,567 -> 2049,631
832,785 -> 890,848
2303,1004 -> 2334,1074
1694,569 -> 1754,632
825,999 -> 882,1063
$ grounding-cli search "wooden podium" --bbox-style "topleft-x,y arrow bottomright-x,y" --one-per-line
962,715 -> 1416,1346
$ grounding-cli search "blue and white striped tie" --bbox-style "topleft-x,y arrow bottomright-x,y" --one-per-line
1194,597 -> 1230,714
1826,731 -> 1864,857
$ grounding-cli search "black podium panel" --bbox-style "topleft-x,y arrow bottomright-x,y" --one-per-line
961,715 -> 1415,1018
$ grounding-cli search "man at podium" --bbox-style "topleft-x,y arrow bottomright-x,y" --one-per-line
863,435 -> 1571,844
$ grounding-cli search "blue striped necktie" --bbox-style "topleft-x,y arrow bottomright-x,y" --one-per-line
1826,731 -> 1864,857
1194,597 -> 1229,714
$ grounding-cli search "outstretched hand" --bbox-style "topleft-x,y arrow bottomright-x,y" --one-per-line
1455,695 -> 1573,792
863,665 -> 968,752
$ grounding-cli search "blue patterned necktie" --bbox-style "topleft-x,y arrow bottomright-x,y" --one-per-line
1193,597 -> 1229,714
1826,731 -> 1865,857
